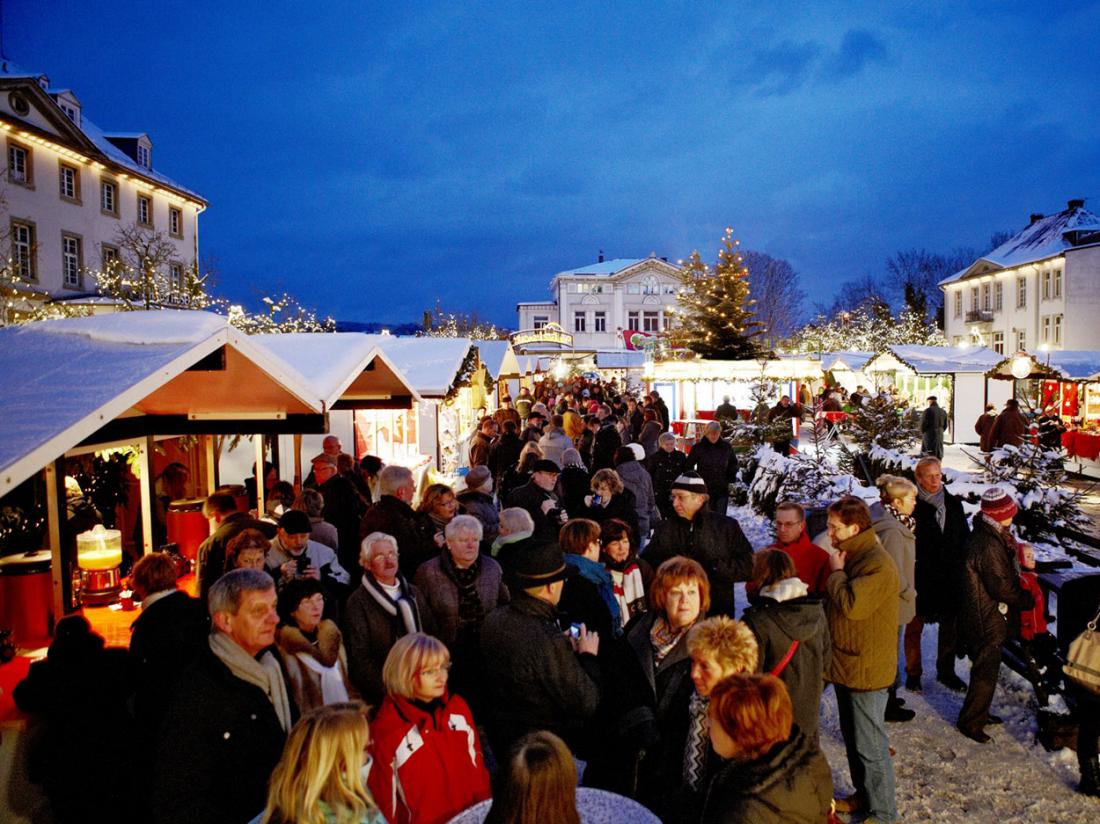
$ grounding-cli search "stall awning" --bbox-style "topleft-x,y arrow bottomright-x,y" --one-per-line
987,350 -> 1100,382
251,333 -> 421,409
0,311 -> 324,495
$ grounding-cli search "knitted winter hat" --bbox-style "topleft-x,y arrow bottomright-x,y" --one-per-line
627,443 -> 646,462
980,487 -> 1018,522
671,472 -> 708,493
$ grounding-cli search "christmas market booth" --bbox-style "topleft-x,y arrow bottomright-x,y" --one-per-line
987,350 -> 1100,466
249,333 -> 421,485
861,345 -> 1010,445
820,351 -> 875,392
474,339 -> 525,402
643,355 -> 823,445
0,311 -> 327,819
360,336 -> 491,480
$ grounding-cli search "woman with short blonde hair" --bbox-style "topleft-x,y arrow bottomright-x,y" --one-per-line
262,701 -> 384,824
369,633 -> 491,824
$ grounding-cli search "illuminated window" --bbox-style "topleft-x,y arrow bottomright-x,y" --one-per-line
1053,269 -> 1062,299
169,263 -> 183,292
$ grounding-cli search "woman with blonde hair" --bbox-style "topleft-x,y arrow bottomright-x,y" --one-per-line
870,473 -> 919,723
416,482 -> 459,552
261,701 -> 384,824
368,633 -> 490,824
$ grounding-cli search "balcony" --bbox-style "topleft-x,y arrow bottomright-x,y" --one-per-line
965,309 -> 994,323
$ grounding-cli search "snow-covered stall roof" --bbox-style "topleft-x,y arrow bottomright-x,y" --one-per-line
647,357 -> 824,382
596,351 -> 647,369
820,351 -> 875,372
0,311 -> 322,495
250,334 -> 420,408
865,345 -> 1002,375
474,340 -> 521,380
939,201 -> 1100,286
359,336 -> 476,397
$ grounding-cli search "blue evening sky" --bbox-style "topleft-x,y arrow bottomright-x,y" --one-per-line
8,1 -> 1100,326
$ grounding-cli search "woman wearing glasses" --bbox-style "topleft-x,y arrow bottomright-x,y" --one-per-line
368,632 -> 491,824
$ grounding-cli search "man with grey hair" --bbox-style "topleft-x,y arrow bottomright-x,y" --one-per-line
359,464 -> 429,578
493,507 -> 535,556
646,431 -> 687,520
686,419 -> 739,514
153,569 -> 289,824
415,515 -> 508,711
343,531 -> 432,703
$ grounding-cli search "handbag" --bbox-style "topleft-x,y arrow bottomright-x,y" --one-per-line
1063,607 -> 1100,694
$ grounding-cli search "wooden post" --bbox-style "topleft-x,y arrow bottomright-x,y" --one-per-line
44,460 -> 67,619
293,433 -> 303,492
254,434 -> 266,515
203,434 -> 217,494
138,436 -> 155,554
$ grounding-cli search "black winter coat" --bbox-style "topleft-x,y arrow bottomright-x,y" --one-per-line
561,464 -> 593,518
359,495 -> 434,579
912,490 -> 970,620
318,473 -> 366,574
647,449 -> 688,519
456,488 -> 501,553
582,488 -> 641,547
644,511 -> 754,616
480,593 -> 602,756
197,512 -> 277,605
602,612 -> 696,818
487,432 -> 524,481
686,437 -> 738,499
593,420 -> 624,471
699,727 -> 833,824
960,515 -> 1034,649
505,480 -> 568,543
741,595 -> 830,739
152,647 -> 288,824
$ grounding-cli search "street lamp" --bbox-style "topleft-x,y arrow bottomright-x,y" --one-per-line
1010,351 -> 1033,380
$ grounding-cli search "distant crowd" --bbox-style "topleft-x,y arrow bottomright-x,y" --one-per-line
15,377 -> 1100,824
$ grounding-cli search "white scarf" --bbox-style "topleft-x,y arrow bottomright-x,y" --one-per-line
296,653 -> 350,705
610,566 -> 646,629
760,576 -> 809,603
361,574 -> 421,637
208,632 -> 292,732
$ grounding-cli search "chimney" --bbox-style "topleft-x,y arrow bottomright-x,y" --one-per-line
1029,213 -> 1044,225
1068,198 -> 1085,210
598,250 -> 604,263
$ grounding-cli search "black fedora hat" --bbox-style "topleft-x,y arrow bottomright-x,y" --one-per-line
532,459 -> 561,474
511,541 -> 576,587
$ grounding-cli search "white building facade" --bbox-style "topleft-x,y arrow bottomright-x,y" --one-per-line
0,66 -> 206,307
940,199 -> 1100,355
517,255 -> 683,349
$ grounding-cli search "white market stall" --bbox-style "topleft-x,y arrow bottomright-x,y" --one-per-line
644,356 -> 824,423
862,345 -> 1010,444
475,339 -> 524,403
820,352 -> 874,392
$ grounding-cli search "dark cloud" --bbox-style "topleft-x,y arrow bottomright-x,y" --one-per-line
822,29 -> 889,80
746,40 -> 822,96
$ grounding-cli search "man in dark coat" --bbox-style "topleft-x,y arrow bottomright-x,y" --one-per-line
592,404 -> 623,471
990,398 -> 1029,448
314,454 -> 365,575
647,432 -> 688,520
957,489 -> 1034,743
153,570 -> 291,824
505,459 -> 569,543
344,532 -> 433,704
767,396 -> 802,455
196,492 -> 276,606
480,543 -> 601,757
643,472 -> 753,616
1037,405 -> 1066,450
975,404 -> 998,452
685,421 -> 738,514
920,396 -> 949,459
359,465 -> 433,579
715,396 -> 738,421
487,419 -> 523,485
906,457 -> 970,692
651,389 -> 671,432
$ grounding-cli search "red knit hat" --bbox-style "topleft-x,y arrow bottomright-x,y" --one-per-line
981,487 -> 1018,522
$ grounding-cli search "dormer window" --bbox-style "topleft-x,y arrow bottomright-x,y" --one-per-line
61,104 -> 79,124
53,91 -> 82,128
137,143 -> 150,169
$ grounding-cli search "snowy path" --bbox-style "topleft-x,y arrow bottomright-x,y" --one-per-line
817,625 -> 1097,823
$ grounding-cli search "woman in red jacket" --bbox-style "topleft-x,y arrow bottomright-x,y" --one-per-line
368,632 -> 491,824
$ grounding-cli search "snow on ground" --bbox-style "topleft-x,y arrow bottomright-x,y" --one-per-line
815,623 -> 1097,823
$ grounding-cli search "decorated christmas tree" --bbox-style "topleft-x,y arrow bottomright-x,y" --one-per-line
673,227 -> 762,359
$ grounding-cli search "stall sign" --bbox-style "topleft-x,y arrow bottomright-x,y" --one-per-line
511,323 -> 573,348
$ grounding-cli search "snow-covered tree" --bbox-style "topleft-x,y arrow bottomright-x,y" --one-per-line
672,227 -> 762,359
421,301 -> 504,339
979,443 -> 1091,541
730,366 -> 791,446
839,391 -> 921,474
227,293 -> 335,334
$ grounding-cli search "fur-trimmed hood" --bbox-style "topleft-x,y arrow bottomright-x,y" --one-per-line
276,620 -> 342,668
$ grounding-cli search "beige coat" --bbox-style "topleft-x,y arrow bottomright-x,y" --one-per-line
870,503 -> 917,626
825,528 -> 901,691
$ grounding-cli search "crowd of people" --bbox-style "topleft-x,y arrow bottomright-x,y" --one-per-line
13,381 -> 1100,824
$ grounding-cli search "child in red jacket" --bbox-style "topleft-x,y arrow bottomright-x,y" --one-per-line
1017,543 -> 1058,705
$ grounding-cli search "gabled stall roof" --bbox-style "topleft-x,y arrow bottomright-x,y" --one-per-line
0,311 -> 323,495
474,340 -> 521,380
864,345 -> 1002,375
820,352 -> 874,372
359,336 -> 476,397
250,334 -> 420,408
